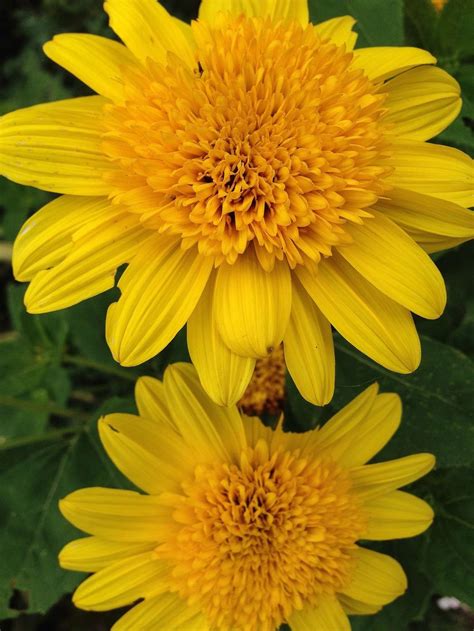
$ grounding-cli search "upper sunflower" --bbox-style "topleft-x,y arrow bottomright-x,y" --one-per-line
59,362 -> 435,631
2,0 -> 473,406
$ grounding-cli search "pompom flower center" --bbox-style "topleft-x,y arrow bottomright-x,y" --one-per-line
157,439 -> 365,631
103,14 -> 391,270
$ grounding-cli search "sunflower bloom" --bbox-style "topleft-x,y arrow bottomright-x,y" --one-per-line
3,0 -> 473,407
59,363 -> 434,631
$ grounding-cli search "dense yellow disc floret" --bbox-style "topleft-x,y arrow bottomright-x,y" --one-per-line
104,15 -> 390,269
159,441 -> 365,631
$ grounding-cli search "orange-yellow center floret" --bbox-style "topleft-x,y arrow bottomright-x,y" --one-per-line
157,440 -> 365,631
103,14 -> 390,269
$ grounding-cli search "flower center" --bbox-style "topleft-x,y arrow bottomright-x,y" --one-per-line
103,15 -> 390,269
157,440 -> 365,631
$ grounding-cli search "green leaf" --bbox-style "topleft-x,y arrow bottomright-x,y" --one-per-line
422,468 -> 474,608
332,336 -> 474,468
0,398 -> 135,618
309,0 -> 404,46
438,0 -> 474,58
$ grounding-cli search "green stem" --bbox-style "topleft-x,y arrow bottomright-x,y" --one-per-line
0,427 -> 78,450
0,394 -> 89,422
62,353 -> 138,382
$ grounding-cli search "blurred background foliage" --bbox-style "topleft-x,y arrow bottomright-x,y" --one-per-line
0,0 -> 473,629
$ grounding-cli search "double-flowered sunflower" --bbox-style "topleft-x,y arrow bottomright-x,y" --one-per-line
59,363 -> 435,631
2,0 -> 473,406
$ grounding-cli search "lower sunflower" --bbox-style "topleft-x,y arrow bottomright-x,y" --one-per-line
59,363 -> 434,631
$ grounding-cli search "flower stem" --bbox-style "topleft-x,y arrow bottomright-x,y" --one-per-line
0,394 -> 89,422
0,427 -> 78,451
62,353 -> 138,382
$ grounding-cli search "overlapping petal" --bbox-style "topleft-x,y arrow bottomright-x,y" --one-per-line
289,597 -> 350,631
188,274 -> 256,407
59,537 -> 154,572
198,0 -> 309,25
0,96 -> 111,194
106,235 -> 213,366
283,276 -> 335,406
353,47 -> 436,82
314,16 -> 357,49
364,491 -> 434,540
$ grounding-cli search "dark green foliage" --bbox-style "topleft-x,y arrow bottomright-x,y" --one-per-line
1,0 -> 473,629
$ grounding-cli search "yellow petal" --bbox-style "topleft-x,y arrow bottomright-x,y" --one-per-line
59,488 -> 170,541
283,276 -> 335,406
24,213 -> 146,313
43,34 -> 137,102
72,552 -> 168,611
314,16 -> 357,50
313,383 -> 379,451
104,0 -> 195,68
98,415 -> 190,494
188,273 -> 256,407
351,453 -> 435,501
112,593 -> 207,631
12,195 -> 110,282
339,210 -> 446,319
106,235 -> 213,367
296,253 -> 421,374
59,537 -> 154,572
375,188 -> 474,250
364,490 -> 434,540
199,0 -> 308,25
353,47 -> 436,82
0,96 -> 111,195
135,376 -> 177,431
338,594 -> 381,615
289,596 -> 350,631
388,139 -> 474,208
384,65 -> 461,141
340,547 -> 407,605
163,363 -> 246,463
315,389 -> 401,467
214,251 -> 292,358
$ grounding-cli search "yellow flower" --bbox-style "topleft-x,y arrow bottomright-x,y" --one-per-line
59,363 -> 434,631
2,0 -> 473,406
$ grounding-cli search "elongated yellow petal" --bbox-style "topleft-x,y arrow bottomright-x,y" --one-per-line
388,139 -> 474,208
106,235 -> 213,367
43,34 -> 137,102
104,0 -> 195,67
289,596 -> 350,631
340,547 -> 407,605
283,276 -> 335,406
98,415 -> 189,494
338,594 -> 381,615
339,210 -> 446,319
316,390 -> 401,467
313,16 -> 357,49
163,363 -> 246,463
24,213 -> 146,313
384,66 -> 461,141
0,96 -> 111,195
59,537 -> 154,572
351,453 -> 435,501
375,188 -> 474,256
313,383 -> 379,451
112,593 -> 207,631
13,195 -> 110,281
215,251 -> 292,358
364,490 -> 434,540
135,376 -> 177,430
188,273 -> 256,407
297,253 -> 421,374
59,488 -> 170,541
72,553 -> 168,611
353,47 -> 436,82
199,0 -> 308,25
98,412 -> 189,471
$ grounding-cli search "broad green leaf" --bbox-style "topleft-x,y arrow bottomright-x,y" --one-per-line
421,468 -> 474,608
0,397 -> 135,619
438,0 -> 474,58
309,0 -> 404,46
